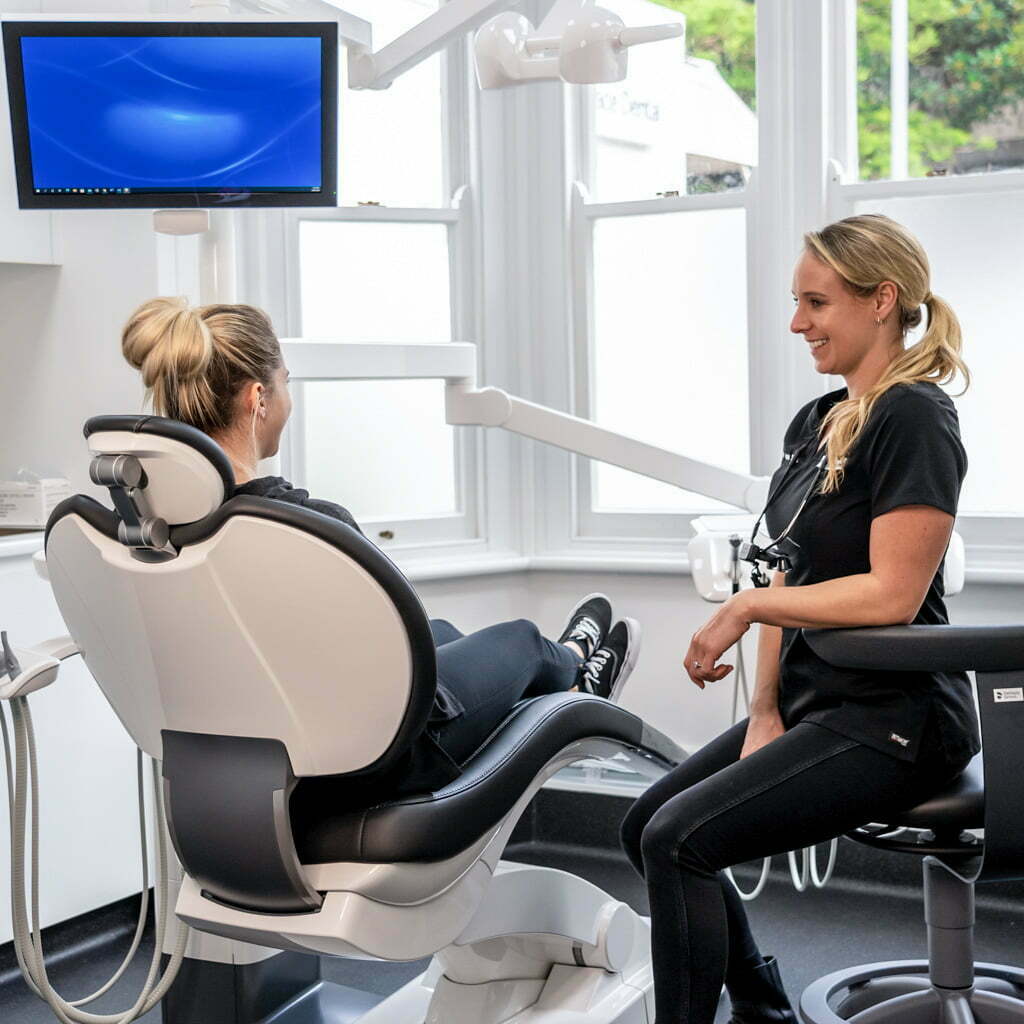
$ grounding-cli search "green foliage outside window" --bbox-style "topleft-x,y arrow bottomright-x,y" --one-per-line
650,0 -> 1024,179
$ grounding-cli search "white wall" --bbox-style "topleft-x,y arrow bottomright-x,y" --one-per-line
0,211 -> 158,490
0,204 -> 164,943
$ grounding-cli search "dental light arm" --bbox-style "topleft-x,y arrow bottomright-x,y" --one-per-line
347,0 -> 684,91
446,382 -> 768,511
348,0 -> 510,90
281,340 -> 770,513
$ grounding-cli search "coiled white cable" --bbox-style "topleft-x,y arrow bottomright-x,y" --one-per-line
724,635 -> 773,901
1,695 -> 189,1023
724,625 -> 838,900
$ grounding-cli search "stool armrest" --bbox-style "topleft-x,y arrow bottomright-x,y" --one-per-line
803,625 -> 1024,674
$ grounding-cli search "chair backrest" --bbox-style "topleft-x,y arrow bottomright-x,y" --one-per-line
44,416 -> 438,780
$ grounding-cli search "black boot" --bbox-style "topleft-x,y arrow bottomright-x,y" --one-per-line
727,955 -> 797,1024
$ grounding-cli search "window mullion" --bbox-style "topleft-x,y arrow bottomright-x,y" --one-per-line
890,0 -> 910,181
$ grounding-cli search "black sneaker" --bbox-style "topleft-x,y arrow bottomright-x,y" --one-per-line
579,619 -> 641,701
556,593 -> 612,662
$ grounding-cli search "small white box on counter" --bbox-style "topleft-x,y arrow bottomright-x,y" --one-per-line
0,478 -> 72,528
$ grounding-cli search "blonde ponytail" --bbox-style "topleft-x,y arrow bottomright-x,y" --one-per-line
803,215 -> 970,494
121,298 -> 281,435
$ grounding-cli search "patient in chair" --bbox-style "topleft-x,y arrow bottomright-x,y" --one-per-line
120,297 -> 640,792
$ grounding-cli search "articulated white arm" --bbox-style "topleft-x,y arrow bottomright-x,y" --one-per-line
348,0 -> 513,90
347,0 -> 683,91
281,340 -> 769,513
446,382 -> 769,512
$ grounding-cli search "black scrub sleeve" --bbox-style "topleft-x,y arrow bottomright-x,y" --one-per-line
862,387 -> 967,519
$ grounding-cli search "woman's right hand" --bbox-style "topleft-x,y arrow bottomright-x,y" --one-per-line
740,711 -> 785,759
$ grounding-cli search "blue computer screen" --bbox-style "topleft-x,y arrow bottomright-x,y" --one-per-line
18,35 -> 323,195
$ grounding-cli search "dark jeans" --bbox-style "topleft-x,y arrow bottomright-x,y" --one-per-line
620,718 -> 969,1024
428,618 -> 582,764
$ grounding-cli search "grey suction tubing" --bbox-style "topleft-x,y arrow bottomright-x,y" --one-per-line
0,631 -> 189,1023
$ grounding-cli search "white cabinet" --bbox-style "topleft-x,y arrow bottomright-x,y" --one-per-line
0,24 -> 60,265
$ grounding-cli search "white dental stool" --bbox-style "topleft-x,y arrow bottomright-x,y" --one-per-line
42,414 -> 684,1024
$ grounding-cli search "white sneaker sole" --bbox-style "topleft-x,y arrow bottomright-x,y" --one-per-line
610,617 -> 642,703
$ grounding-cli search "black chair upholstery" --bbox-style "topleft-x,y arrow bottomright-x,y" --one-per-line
292,692 -> 654,864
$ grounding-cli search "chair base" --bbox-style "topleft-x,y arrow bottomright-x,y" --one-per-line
800,961 -> 1024,1024
340,959 -> 653,1023
164,863 -> 656,1024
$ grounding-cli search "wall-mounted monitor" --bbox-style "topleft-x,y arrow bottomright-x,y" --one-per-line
1,20 -> 338,209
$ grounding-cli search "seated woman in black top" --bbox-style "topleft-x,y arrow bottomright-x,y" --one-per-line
120,298 -> 640,791
619,213 -> 981,1024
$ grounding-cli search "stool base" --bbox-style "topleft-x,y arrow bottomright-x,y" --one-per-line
800,961 -> 1024,1024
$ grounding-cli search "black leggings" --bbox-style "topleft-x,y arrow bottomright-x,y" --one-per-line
428,618 -> 582,764
620,718 -> 968,1024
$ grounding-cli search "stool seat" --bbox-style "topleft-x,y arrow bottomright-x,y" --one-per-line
891,755 -> 983,831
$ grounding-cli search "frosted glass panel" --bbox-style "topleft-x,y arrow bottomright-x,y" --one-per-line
591,208 -> 749,512
853,195 -> 1024,514
300,221 -> 451,341
337,1 -> 444,206
303,380 -> 457,522
591,0 -> 756,201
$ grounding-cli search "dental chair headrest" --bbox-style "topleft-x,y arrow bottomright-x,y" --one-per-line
84,415 -> 235,526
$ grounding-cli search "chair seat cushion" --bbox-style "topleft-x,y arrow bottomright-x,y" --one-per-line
291,693 -> 656,864
884,754 -> 984,831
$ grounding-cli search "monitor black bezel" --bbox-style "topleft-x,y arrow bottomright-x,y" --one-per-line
1,20 -> 338,210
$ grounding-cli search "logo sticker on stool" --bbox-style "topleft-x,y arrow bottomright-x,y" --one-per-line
994,688 -> 1024,703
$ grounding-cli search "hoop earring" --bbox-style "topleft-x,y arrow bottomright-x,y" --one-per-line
875,316 -> 888,327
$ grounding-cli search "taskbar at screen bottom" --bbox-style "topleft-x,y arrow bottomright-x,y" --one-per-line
33,186 -> 322,195
21,187 -> 335,209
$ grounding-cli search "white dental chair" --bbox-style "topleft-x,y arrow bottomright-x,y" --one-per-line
42,414 -> 684,1024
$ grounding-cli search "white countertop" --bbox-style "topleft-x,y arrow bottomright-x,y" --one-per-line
0,533 -> 45,560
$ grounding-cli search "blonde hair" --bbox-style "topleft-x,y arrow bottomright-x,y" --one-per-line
121,298 -> 281,435
803,213 -> 970,494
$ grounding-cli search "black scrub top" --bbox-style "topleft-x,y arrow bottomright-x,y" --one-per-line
762,381 -> 980,768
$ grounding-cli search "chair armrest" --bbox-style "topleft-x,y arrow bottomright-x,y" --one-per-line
804,625 -> 1024,674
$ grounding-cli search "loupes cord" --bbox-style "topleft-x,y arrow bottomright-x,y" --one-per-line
1,695 -> 189,1023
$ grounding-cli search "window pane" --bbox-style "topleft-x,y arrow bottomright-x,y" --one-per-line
591,208 -> 750,512
338,0 -> 444,206
299,221 -> 451,341
590,0 -> 756,202
857,1 -> 1024,181
854,194 -> 1024,514
303,380 -> 457,521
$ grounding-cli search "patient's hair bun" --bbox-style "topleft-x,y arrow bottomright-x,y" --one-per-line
121,296 -> 212,383
121,297 -> 281,435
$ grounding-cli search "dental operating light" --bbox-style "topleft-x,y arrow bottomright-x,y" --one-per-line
346,0 -> 684,91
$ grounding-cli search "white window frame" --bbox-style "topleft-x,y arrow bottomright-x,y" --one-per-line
568,179 -> 756,542
239,26 -> 494,560
549,0 -> 820,566
824,0 -> 1024,580
547,0 -> 1024,582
